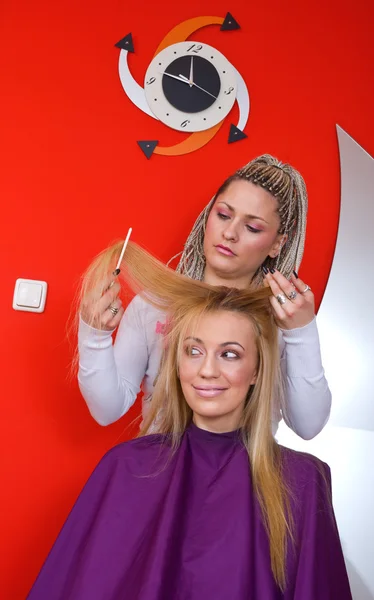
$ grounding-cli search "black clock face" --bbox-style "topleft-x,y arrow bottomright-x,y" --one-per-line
162,55 -> 221,113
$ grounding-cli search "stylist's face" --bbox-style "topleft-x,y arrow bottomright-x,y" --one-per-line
203,180 -> 284,287
179,310 -> 258,432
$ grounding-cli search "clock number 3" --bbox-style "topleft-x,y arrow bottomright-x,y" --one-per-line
187,44 -> 203,54
146,77 -> 156,85
224,87 -> 235,95
181,120 -> 191,128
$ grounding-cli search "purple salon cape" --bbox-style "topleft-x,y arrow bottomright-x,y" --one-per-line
27,423 -> 352,599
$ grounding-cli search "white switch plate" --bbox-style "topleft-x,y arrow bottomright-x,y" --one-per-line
13,279 -> 48,313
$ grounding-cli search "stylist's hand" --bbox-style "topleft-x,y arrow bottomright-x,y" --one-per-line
80,276 -> 124,331
263,269 -> 315,330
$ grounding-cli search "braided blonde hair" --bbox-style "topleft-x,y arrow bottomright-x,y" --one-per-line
172,154 -> 308,286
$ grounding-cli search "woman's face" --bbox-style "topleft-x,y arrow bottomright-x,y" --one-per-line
203,180 -> 284,287
179,310 -> 258,433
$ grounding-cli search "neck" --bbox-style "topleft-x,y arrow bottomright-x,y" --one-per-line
192,412 -> 241,434
203,265 -> 255,290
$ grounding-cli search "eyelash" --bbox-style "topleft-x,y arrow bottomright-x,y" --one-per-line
186,347 -> 200,356
217,212 -> 261,234
184,346 -> 240,360
222,351 -> 240,359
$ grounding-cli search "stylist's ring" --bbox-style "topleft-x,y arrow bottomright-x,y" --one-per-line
276,293 -> 287,305
302,285 -> 311,293
288,290 -> 297,300
108,305 -> 119,316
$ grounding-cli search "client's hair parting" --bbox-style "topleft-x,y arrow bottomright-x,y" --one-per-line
78,240 -> 292,589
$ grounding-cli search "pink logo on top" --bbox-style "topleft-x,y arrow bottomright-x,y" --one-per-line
155,321 -> 167,335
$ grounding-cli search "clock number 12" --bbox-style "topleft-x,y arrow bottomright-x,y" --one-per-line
187,44 -> 203,54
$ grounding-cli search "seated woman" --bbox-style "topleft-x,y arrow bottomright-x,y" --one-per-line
27,242 -> 351,600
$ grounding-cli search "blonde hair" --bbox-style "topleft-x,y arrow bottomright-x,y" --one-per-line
172,154 -> 308,286
77,240 -> 292,589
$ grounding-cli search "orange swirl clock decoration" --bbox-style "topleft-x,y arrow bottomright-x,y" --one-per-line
116,13 -> 250,158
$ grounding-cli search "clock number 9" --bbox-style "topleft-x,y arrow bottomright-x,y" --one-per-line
181,120 -> 191,128
224,87 -> 235,95
146,77 -> 156,85
187,44 -> 203,54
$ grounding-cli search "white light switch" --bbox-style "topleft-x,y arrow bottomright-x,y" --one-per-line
13,279 -> 48,313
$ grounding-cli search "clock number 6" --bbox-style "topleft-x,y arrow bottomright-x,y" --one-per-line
187,44 -> 203,54
146,77 -> 156,85
224,87 -> 235,95
181,120 -> 191,128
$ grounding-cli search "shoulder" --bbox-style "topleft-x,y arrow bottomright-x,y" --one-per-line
120,294 -> 166,339
96,433 -> 173,473
127,294 -> 166,322
280,447 -> 336,537
280,445 -> 331,490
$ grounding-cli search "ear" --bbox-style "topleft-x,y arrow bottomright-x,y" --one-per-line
250,370 -> 258,385
269,233 -> 288,258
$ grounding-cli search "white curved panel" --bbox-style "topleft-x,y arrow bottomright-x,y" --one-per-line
234,68 -> 250,131
318,126 -> 374,431
277,127 -> 374,599
118,50 -> 158,119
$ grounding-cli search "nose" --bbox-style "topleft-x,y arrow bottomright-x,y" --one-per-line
198,353 -> 220,379
223,219 -> 239,242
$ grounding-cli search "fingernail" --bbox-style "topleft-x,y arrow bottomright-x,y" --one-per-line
113,268 -> 121,276
293,270 -> 299,279
262,266 -> 269,275
270,268 -> 276,274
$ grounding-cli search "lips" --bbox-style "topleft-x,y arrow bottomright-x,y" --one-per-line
192,385 -> 228,398
215,244 -> 236,257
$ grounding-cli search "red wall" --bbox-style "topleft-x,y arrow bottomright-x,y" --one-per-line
1,0 -> 373,597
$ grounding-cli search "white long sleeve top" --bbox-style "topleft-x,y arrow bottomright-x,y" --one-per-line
78,295 -> 331,439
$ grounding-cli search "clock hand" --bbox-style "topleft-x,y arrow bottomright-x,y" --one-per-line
159,71 -> 190,85
188,56 -> 193,87
179,74 -> 217,99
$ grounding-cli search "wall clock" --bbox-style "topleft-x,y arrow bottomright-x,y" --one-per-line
115,13 -> 250,158
144,41 -> 237,133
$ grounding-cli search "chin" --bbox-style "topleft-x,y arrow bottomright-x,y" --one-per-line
189,398 -> 228,417
207,253 -> 238,274
193,409 -> 228,421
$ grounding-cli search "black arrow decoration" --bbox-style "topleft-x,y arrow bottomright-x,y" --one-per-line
228,125 -> 247,144
221,12 -> 240,31
137,140 -> 159,159
115,33 -> 134,53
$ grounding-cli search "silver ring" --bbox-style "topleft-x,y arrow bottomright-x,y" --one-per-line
288,290 -> 297,301
108,305 -> 119,316
302,285 -> 311,294
276,293 -> 287,305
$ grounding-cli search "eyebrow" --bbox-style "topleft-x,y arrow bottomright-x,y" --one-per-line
184,337 -> 245,351
217,201 -> 269,224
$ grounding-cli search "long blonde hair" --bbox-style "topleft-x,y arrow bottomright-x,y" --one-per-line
77,240 -> 292,589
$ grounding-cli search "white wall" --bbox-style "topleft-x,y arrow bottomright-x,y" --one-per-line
277,127 -> 374,600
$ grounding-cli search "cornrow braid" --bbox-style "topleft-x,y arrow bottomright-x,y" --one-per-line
172,154 -> 308,286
